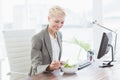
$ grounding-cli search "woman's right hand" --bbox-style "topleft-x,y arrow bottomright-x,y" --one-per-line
49,61 -> 61,70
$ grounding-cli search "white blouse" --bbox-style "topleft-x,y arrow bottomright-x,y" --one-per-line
49,33 -> 60,61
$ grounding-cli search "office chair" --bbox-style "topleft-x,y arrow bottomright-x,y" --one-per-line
2,29 -> 35,80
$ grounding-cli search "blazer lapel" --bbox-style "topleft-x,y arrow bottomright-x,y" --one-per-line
44,28 -> 53,61
44,26 -> 62,61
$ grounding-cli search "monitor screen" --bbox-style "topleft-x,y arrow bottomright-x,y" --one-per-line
97,32 -> 114,67
97,32 -> 109,59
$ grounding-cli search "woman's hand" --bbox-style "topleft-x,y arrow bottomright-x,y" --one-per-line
49,61 -> 61,70
60,61 -> 66,65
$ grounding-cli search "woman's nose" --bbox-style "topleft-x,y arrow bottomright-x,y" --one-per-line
57,23 -> 63,28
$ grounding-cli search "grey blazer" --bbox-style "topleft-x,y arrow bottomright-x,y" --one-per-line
29,26 -> 62,76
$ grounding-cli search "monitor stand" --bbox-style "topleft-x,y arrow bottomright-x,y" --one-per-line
99,44 -> 114,68
99,61 -> 113,68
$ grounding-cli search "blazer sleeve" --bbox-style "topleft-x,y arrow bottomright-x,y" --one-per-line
31,35 -> 49,74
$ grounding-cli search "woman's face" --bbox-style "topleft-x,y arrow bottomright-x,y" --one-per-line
48,16 -> 65,33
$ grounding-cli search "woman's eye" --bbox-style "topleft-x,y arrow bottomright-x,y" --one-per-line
61,22 -> 64,24
55,21 -> 64,24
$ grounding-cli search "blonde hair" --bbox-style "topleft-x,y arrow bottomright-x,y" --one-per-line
48,5 -> 66,18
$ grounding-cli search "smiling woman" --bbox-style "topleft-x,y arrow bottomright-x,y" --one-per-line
29,5 -> 66,76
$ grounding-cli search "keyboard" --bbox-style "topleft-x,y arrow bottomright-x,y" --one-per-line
78,61 -> 91,70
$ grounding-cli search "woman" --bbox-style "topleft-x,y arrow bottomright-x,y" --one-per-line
29,5 -> 66,76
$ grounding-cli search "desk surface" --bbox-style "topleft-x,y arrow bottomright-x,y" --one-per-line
20,62 -> 120,80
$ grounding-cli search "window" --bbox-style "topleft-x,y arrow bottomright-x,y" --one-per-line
103,0 -> 120,30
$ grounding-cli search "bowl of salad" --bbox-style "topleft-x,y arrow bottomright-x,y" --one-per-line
61,63 -> 78,74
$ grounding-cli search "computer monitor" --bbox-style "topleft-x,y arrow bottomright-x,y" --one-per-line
97,32 -> 114,68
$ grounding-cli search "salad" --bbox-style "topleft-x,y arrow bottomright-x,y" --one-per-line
64,63 -> 76,68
